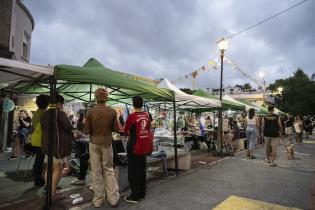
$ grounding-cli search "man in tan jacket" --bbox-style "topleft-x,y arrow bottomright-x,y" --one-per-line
84,88 -> 120,208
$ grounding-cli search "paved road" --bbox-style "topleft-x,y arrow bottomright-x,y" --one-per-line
83,134 -> 315,210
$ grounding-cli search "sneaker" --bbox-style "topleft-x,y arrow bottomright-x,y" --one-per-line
124,195 -> 139,204
70,179 -> 86,186
264,159 -> 270,164
269,162 -> 277,167
8,156 -> 18,160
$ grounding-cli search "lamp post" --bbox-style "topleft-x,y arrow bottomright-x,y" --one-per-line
217,38 -> 228,155
258,72 -> 266,104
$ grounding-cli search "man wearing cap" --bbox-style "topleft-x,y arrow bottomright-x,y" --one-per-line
84,88 -> 120,208
261,106 -> 283,166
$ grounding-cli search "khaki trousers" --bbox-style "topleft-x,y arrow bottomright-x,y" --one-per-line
89,143 -> 120,206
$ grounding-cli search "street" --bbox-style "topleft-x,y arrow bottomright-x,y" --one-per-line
83,134 -> 315,210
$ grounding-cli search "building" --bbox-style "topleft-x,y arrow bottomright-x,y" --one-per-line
0,0 -> 34,154
0,0 -> 34,61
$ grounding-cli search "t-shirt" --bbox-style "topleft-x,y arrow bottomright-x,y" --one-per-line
263,114 -> 280,137
19,116 -> 32,129
124,111 -> 151,153
285,117 -> 294,127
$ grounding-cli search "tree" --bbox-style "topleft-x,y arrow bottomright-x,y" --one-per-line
243,83 -> 252,92
268,68 -> 315,115
180,88 -> 194,94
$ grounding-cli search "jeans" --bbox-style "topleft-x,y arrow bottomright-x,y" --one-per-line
73,141 -> 89,180
127,152 -> 147,200
32,146 -> 45,185
18,128 -> 30,144
246,125 -> 257,150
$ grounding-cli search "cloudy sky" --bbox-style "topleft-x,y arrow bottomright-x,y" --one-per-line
23,0 -> 315,90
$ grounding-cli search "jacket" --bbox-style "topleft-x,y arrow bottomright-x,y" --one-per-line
40,109 -> 73,158
84,104 -> 119,147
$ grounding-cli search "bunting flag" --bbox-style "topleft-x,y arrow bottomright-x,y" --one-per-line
225,58 -> 264,86
171,58 -> 219,85
170,57 -> 264,88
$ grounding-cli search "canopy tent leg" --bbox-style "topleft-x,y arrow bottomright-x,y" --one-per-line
44,75 -> 57,210
213,108 -> 216,128
173,101 -> 178,175
89,84 -> 92,105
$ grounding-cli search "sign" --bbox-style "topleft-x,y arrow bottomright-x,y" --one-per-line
2,99 -> 15,112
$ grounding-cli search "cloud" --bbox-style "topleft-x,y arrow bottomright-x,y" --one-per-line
24,0 -> 315,90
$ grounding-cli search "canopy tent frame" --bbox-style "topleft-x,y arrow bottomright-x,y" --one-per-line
0,58 -> 182,209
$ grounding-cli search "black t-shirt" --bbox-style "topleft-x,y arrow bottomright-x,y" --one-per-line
19,116 -> 32,130
285,117 -> 294,127
264,114 -> 280,137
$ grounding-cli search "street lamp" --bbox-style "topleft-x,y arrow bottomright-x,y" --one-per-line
217,38 -> 228,155
258,72 -> 266,103
277,87 -> 283,92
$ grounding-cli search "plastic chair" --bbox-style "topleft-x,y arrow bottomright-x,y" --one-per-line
16,153 -> 34,178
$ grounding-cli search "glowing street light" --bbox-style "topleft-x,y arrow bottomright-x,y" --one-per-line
277,87 -> 283,92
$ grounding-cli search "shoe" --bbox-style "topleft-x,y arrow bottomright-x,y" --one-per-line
111,203 -> 119,208
269,162 -> 277,167
264,159 -> 270,163
249,155 -> 255,159
52,192 -> 65,202
8,156 -> 18,160
70,179 -> 86,186
93,202 -> 104,208
124,195 -> 139,204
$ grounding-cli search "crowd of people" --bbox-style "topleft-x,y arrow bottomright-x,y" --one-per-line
8,88 -> 154,208
7,89 -> 314,207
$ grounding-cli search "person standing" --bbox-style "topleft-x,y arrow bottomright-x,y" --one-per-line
124,95 -> 152,203
294,114 -> 303,144
31,94 -> 50,187
83,88 -> 120,208
41,95 -> 73,199
261,106 -> 283,166
284,113 -> 294,144
244,108 -> 259,159
303,116 -> 313,139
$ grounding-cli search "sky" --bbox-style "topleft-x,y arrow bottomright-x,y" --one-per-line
23,0 -> 315,90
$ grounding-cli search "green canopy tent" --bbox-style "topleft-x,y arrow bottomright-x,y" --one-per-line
1,57 -> 181,208
238,99 -> 268,115
17,58 -> 174,104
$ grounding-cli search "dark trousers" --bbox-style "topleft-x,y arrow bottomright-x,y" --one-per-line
32,146 -> 45,185
73,141 -> 89,180
127,152 -> 147,200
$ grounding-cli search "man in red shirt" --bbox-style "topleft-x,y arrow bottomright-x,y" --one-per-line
124,95 -> 152,203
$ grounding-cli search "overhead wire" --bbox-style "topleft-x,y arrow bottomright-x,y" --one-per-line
225,0 -> 308,40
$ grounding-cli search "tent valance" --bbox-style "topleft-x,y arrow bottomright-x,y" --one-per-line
193,89 -> 245,111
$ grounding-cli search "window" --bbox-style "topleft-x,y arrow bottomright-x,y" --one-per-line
22,31 -> 30,59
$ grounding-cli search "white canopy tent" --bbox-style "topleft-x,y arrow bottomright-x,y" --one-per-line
157,79 -> 221,109
0,57 -> 54,91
